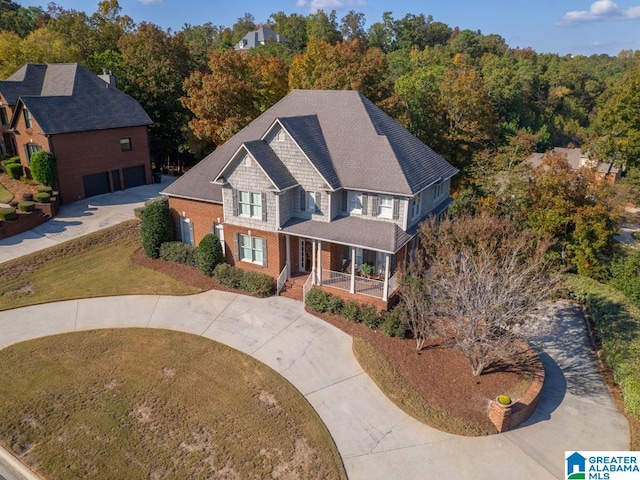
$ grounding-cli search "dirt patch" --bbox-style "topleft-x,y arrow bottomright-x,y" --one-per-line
0,172 -> 40,203
2,283 -> 34,297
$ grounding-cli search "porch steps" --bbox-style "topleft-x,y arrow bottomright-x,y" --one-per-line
279,273 -> 309,301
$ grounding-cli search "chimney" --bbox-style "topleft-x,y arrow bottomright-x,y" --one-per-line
98,69 -> 117,89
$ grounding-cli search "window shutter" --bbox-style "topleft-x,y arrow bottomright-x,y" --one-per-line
189,221 -> 195,245
392,197 -> 400,220
315,192 -> 321,213
262,238 -> 268,267
233,233 -> 239,261
341,190 -> 348,212
232,189 -> 238,216
361,194 -> 368,215
371,196 -> 379,217
299,187 -> 306,211
261,192 -> 267,221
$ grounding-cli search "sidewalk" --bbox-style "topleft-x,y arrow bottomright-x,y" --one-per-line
0,177 -> 174,265
0,294 -> 630,479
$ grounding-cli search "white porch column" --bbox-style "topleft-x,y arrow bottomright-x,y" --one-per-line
285,235 -> 291,278
316,241 -> 322,286
350,247 -> 356,294
312,240 -> 317,285
382,253 -> 391,302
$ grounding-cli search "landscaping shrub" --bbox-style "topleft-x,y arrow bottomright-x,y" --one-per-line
6,162 -> 23,180
159,241 -> 197,267
341,300 -> 361,322
17,201 -> 36,212
305,288 -> 333,313
326,294 -> 344,314
0,207 -> 17,221
34,192 -> 51,203
240,271 -> 274,297
133,206 -> 145,219
379,308 -> 407,338
36,185 -> 53,194
360,304 -> 381,329
0,156 -> 20,172
29,151 -> 57,186
140,196 -> 174,259
609,251 -> 640,307
213,263 -> 244,289
197,233 -> 223,276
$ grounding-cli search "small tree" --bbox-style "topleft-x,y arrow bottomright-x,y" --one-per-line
140,196 -> 174,259
197,233 -> 223,276
417,213 -> 559,376
29,151 -> 57,186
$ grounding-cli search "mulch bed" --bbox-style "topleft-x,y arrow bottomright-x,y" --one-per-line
0,173 -> 40,203
134,252 -> 529,429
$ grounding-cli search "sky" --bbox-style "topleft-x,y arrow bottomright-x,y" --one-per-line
22,0 -> 640,56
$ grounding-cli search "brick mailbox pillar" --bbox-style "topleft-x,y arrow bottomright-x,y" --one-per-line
489,400 -> 512,433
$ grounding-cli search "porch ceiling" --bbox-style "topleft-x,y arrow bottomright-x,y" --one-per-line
280,215 -> 414,254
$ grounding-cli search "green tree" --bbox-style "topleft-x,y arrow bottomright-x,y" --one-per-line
29,151 -> 57,186
267,12 -> 308,52
197,233 -> 223,276
140,197 -> 174,259
340,10 -> 366,42
306,9 -> 340,44
0,0 -> 42,37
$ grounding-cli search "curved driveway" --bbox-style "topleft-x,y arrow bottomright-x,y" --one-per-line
0,292 -> 630,480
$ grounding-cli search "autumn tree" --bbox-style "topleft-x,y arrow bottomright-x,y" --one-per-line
183,49 -> 288,146
416,213 -> 559,376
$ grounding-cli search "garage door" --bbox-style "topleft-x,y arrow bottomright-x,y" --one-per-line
82,172 -> 110,198
123,165 -> 146,189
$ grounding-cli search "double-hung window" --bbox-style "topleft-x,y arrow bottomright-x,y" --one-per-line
239,191 -> 251,216
234,189 -> 266,221
239,234 -> 264,265
411,192 -> 422,220
378,195 -> 393,218
24,108 -> 33,128
350,192 -> 363,214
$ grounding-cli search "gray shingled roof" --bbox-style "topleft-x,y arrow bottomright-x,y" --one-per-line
241,140 -> 298,191
163,90 -> 458,203
235,26 -> 288,50
1,63 -> 151,135
281,215 -> 414,253
528,147 -> 619,175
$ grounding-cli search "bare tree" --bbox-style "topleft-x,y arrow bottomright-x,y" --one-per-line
416,213 -> 560,376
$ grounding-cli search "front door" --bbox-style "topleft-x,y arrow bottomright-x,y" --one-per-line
300,239 -> 313,272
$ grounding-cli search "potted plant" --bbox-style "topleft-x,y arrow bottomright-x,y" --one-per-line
359,263 -> 374,278
496,394 -> 512,407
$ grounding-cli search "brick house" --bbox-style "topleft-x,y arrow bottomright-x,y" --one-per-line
162,90 -> 458,308
528,147 -> 621,184
0,63 -> 153,203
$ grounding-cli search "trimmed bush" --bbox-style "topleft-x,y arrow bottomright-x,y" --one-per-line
140,196 -> 174,259
610,251 -> 640,308
240,271 -> 274,297
305,288 -> 333,313
34,192 -> 51,203
360,304 -> 381,329
0,156 -> 20,172
326,294 -> 344,314
197,233 -> 224,276
213,263 -> 244,289
36,185 -> 53,194
159,242 -> 197,267
0,207 -> 17,221
133,206 -> 145,219
6,162 -> 23,180
29,151 -> 57,186
17,201 -> 36,212
379,309 -> 407,338
341,300 -> 361,322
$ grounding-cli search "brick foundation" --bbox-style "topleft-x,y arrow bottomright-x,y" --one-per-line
488,347 -> 545,432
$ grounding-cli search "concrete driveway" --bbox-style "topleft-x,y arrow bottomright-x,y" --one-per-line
0,177 -> 174,265
0,293 -> 630,480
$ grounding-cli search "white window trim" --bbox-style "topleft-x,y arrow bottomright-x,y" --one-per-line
239,234 -> 264,265
306,191 -> 316,212
411,192 -> 422,220
378,195 -> 393,218
238,190 -> 263,218
350,192 -> 363,214
180,216 -> 194,245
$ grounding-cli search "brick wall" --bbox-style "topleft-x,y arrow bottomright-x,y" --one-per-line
168,197 -> 224,246
48,126 -> 151,203
223,224 -> 286,279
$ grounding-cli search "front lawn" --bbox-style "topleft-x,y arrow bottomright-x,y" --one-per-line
0,220 -> 200,311
0,329 -> 346,479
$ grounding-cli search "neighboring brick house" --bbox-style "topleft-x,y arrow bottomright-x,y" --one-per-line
0,63 -> 153,203
234,26 -> 288,51
528,147 -> 621,184
162,90 -> 458,308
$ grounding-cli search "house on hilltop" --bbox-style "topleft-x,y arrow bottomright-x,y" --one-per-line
0,63 -> 153,203
235,26 -> 288,51
162,90 -> 458,308
528,147 -> 620,184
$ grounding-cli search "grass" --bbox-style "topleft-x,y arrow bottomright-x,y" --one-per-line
0,181 -> 13,204
0,329 -> 346,479
352,338 -> 498,436
565,273 -> 640,449
0,220 -> 199,311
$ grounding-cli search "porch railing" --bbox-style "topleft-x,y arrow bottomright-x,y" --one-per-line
302,273 -> 314,305
276,262 -> 289,296
320,269 -> 385,299
388,273 -> 398,295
